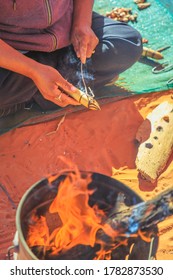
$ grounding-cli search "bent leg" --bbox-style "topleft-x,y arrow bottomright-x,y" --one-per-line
0,13 -> 142,114
0,51 -> 60,113
0,68 -> 37,109
91,12 -> 143,90
57,14 -> 143,92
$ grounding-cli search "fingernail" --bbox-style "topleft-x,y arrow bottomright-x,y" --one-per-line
71,85 -> 77,92
76,51 -> 80,58
81,57 -> 86,64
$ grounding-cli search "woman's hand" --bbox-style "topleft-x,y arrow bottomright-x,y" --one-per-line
71,24 -> 99,64
32,63 -> 80,107
0,39 -> 79,108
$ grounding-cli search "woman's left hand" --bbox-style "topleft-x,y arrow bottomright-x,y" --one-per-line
71,24 -> 99,64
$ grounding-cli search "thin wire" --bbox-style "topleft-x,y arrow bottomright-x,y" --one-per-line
80,62 -> 88,94
80,63 -> 95,97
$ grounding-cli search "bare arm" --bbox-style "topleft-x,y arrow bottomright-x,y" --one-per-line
0,39 -> 79,107
0,39 -> 39,79
71,0 -> 99,63
73,0 -> 94,26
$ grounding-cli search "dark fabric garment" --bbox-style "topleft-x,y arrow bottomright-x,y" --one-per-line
91,13 -> 143,88
0,12 -> 143,112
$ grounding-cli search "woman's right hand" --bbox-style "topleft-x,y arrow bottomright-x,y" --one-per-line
0,39 -> 79,107
32,63 -> 80,107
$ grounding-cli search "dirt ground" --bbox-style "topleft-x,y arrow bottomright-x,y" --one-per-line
0,89 -> 173,260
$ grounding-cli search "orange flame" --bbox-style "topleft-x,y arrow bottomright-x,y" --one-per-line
26,165 -> 152,259
27,214 -> 49,247
48,172 -> 103,252
26,170 -> 112,258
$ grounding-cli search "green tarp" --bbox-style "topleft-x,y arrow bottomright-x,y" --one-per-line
94,0 -> 173,94
1,0 -> 173,134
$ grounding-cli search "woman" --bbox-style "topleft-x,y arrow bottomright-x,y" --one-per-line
0,0 -> 142,116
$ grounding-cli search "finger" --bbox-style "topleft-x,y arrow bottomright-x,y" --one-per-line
74,43 -> 80,59
44,89 -> 65,107
86,44 -> 95,58
53,88 -> 80,106
72,35 -> 80,58
54,93 -> 80,107
56,78 -> 77,94
55,83 -> 81,106
75,35 -> 88,64
61,93 -> 80,106
80,45 -> 87,64
86,37 -> 99,58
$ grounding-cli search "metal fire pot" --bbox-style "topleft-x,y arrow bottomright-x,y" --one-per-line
8,171 -> 158,260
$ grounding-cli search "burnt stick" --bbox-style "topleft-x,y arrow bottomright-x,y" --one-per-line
30,188 -> 173,259
106,187 -> 173,235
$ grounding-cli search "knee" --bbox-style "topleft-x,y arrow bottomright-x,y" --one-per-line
108,28 -> 143,70
93,15 -> 143,74
109,23 -> 143,63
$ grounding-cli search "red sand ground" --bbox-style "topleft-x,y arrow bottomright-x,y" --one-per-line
0,89 -> 173,260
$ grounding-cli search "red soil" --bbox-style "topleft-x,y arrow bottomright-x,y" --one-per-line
0,89 -> 173,260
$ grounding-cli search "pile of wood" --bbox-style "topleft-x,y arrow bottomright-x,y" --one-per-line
106,7 -> 138,23
134,0 -> 151,10
105,0 -> 151,23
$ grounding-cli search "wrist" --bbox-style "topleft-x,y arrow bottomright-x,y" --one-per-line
72,15 -> 92,28
25,59 -> 43,81
72,0 -> 94,27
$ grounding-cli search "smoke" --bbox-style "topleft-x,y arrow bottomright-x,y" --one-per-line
56,46 -> 95,93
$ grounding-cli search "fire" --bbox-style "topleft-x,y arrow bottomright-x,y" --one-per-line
27,214 -> 49,247
26,170 -> 116,259
26,167 -> 153,259
48,172 -> 103,251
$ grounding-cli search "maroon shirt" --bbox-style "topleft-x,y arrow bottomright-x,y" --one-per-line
0,0 -> 73,52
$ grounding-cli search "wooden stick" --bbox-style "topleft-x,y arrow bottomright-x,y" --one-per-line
30,187 -> 173,259
142,47 -> 164,60
57,86 -> 101,111
106,187 -> 173,234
